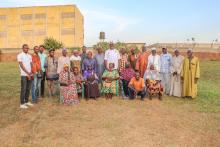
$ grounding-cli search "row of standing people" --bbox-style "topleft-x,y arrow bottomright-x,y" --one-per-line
17,42 -> 200,108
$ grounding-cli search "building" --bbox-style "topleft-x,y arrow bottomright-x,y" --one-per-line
0,5 -> 84,49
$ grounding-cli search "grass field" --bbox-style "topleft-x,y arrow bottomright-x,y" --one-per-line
0,61 -> 220,147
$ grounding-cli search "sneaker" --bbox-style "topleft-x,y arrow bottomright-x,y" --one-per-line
20,104 -> 28,109
25,102 -> 34,107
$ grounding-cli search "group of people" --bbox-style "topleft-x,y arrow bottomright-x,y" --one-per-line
17,42 -> 200,108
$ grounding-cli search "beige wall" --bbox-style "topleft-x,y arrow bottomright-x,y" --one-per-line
0,5 -> 84,49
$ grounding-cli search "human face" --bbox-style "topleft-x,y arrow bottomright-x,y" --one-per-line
62,50 -> 67,56
87,51 -> 92,59
151,50 -> 156,55
135,73 -> 140,80
64,66 -> 69,72
121,48 -> 126,54
23,45 -> 29,53
82,46 -> 87,53
73,51 -> 79,56
39,46 -> 44,53
73,67 -> 78,74
162,48 -> 167,54
187,50 -> 193,58
142,46 -> 146,52
131,48 -> 135,54
150,65 -> 155,70
109,63 -> 114,70
97,48 -> 102,53
174,50 -> 179,56
109,43 -> 114,49
34,46 -> 39,54
49,50 -> 55,57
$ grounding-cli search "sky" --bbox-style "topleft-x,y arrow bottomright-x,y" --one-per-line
1,0 -> 220,46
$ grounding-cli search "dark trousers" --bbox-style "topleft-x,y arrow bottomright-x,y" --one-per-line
20,76 -> 32,104
122,79 -> 129,96
41,72 -> 46,97
128,87 -> 146,99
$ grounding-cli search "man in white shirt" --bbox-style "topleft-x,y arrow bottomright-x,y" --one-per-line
57,48 -> 70,74
104,42 -> 121,70
147,47 -> 160,71
17,44 -> 34,109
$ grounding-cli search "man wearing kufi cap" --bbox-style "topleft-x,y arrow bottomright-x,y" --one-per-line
147,47 -> 160,71
170,48 -> 184,97
181,48 -> 200,98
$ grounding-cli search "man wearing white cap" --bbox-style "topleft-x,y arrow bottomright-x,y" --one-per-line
181,49 -> 200,98
160,48 -> 172,95
170,49 -> 184,97
57,48 -> 70,74
147,47 -> 160,71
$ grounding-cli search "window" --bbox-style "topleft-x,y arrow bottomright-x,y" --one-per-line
35,13 -> 46,19
0,31 -> 7,38
35,30 -> 46,36
20,14 -> 32,20
61,12 -> 75,19
21,30 -> 33,36
0,15 -> 6,20
61,28 -> 75,35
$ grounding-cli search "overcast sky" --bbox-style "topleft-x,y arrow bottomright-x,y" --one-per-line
1,0 -> 220,46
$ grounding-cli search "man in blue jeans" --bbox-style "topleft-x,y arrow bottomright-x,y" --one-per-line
17,44 -> 34,109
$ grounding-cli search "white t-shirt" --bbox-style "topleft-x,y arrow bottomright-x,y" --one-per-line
104,49 -> 121,69
17,52 -> 32,76
70,55 -> 81,61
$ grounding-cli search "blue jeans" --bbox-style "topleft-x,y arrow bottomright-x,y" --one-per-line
31,74 -> 41,103
128,87 -> 146,99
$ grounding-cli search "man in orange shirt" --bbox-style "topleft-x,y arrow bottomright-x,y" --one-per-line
128,72 -> 146,100
31,46 -> 41,103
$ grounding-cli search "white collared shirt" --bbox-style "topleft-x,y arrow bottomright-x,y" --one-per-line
17,52 -> 32,76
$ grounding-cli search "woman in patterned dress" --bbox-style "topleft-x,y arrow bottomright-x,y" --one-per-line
59,64 -> 79,105
101,63 -> 120,99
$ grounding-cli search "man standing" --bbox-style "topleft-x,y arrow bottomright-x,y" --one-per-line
57,48 -> 70,74
128,72 -> 146,100
181,49 -> 200,98
160,48 -> 172,95
17,44 -> 33,108
70,49 -> 81,72
31,46 -> 41,103
104,42 -> 121,70
170,49 -> 184,97
147,48 -> 160,71
136,46 -> 150,77
94,47 -> 105,83
128,47 -> 138,70
38,45 -> 46,97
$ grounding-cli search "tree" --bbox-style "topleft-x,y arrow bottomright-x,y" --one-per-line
43,37 -> 64,51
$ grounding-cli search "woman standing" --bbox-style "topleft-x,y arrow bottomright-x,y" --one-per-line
59,64 -> 79,105
102,63 -> 120,99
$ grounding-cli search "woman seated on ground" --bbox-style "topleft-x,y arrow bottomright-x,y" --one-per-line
120,62 -> 135,99
128,72 -> 146,100
59,64 -> 79,105
83,65 -> 100,100
73,66 -> 84,96
143,64 -> 163,100
102,63 -> 120,99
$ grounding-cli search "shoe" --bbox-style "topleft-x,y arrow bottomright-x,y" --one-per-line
25,102 -> 34,107
20,104 -> 28,109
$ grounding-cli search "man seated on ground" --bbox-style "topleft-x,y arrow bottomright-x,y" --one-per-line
128,72 -> 146,100
143,64 -> 163,100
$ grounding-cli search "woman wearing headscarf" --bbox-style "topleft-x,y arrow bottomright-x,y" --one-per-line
59,64 -> 79,105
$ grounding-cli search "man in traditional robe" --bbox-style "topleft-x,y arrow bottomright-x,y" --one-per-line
94,47 -> 105,83
170,49 -> 184,97
181,49 -> 200,98
160,48 -> 172,95
135,46 -> 150,78
147,47 -> 160,71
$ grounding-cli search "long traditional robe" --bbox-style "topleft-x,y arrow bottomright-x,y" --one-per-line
170,55 -> 184,97
135,52 -> 150,77
181,56 -> 200,98
94,53 -> 105,83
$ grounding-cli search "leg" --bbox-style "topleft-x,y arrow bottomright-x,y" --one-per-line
47,80 -> 52,97
122,79 -> 129,97
138,89 -> 146,100
41,72 -> 46,97
37,78 -> 41,98
128,87 -> 135,99
20,76 -> 27,105
165,73 -> 171,95
31,74 -> 37,103
25,78 -> 32,103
